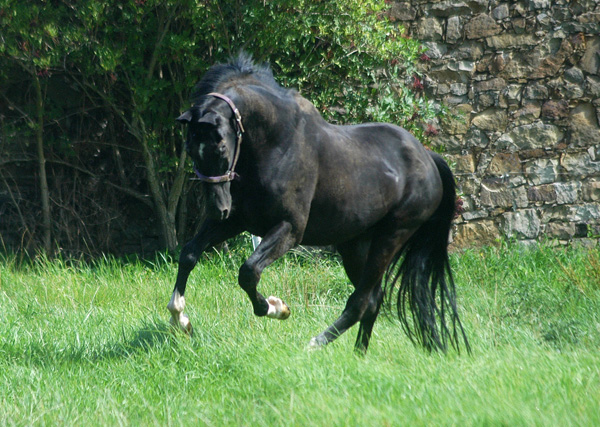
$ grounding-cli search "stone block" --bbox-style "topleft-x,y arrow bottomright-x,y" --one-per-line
465,14 -> 502,39
486,33 -> 538,49
536,12 -> 552,27
525,81 -> 549,99
448,60 -> 476,73
430,2 -> 471,17
569,125 -> 600,148
452,220 -> 500,248
570,103 -> 599,127
415,17 -> 444,42
544,204 -> 600,223
480,180 -> 528,208
571,238 -> 599,249
461,209 -> 489,221
496,122 -> 564,151
578,12 -> 600,25
524,158 -> 560,185
544,222 -> 576,240
491,3 -> 509,20
486,152 -> 522,177
449,41 -> 485,61
529,0 -> 550,8
513,103 -> 541,125
554,182 -> 581,204
531,39 -> 573,79
474,78 -> 507,92
451,83 -> 469,96
477,92 -> 498,109
464,128 -> 490,149
586,76 -> 600,98
565,67 -> 585,84
561,152 -> 600,178
388,2 -> 417,21
582,180 -> 600,201
442,114 -> 470,135
424,41 -> 449,60
503,85 -> 523,103
447,153 -> 476,174
541,100 -> 569,121
572,204 -> 600,222
580,36 -> 600,75
446,16 -> 462,43
501,50 -> 544,79
589,145 -> 600,161
472,108 -> 508,132
502,209 -> 541,239
457,175 -> 481,196
528,184 -> 557,203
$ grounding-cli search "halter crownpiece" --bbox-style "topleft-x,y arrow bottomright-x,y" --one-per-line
191,92 -> 245,183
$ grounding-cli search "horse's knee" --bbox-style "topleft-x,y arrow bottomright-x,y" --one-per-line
345,288 -> 382,321
366,288 -> 383,317
239,261 -> 260,290
179,244 -> 198,268
179,244 -> 199,272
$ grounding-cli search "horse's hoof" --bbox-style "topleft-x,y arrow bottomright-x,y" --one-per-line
266,296 -> 291,320
170,314 -> 193,336
306,336 -> 325,351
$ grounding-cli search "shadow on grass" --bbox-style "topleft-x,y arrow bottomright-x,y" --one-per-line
2,318 -> 183,367
96,319 -> 176,361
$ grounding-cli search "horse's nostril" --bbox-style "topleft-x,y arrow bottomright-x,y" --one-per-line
221,209 -> 229,220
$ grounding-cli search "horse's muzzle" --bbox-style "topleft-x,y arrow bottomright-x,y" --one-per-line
206,184 -> 232,221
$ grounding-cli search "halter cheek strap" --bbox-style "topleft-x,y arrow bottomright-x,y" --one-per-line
191,92 -> 244,183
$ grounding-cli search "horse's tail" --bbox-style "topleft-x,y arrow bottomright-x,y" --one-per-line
384,152 -> 470,353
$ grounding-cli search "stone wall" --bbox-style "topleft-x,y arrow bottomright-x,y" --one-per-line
391,0 -> 600,248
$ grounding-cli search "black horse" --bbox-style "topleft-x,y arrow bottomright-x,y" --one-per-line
169,53 -> 469,354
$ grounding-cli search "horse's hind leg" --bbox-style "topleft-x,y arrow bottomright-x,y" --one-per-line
336,237 -> 382,352
309,228 -> 413,352
355,285 -> 384,353
168,219 -> 242,334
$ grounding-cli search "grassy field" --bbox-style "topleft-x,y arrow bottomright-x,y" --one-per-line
1,238 -> 599,426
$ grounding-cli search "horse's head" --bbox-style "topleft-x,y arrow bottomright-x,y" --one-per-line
177,96 -> 243,221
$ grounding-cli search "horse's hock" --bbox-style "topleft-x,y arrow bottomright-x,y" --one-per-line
391,0 -> 600,249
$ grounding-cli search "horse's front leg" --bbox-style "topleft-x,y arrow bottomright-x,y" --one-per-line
238,221 -> 298,320
168,219 -> 242,334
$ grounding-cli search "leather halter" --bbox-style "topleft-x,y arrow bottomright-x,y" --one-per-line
192,92 -> 245,183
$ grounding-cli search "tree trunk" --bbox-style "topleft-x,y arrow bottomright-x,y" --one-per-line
33,75 -> 52,253
139,133 -> 179,251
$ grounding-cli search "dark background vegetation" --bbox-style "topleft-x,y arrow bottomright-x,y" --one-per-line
0,0 -> 439,257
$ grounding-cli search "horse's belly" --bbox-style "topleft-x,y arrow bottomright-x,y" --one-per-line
301,198 -> 393,245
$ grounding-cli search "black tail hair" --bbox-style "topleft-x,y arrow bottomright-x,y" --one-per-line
384,152 -> 470,353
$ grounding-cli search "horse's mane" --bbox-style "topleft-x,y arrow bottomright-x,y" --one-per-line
191,51 -> 284,102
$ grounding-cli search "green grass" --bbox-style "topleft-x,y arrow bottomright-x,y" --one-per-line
1,240 -> 600,426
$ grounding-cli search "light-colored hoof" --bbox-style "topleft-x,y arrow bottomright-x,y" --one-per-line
266,296 -> 291,320
306,336 -> 325,351
169,314 -> 193,336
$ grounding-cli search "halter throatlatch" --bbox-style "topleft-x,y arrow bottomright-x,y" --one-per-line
192,92 -> 245,183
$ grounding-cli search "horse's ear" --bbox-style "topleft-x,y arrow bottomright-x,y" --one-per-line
176,110 -> 193,124
197,112 -> 220,127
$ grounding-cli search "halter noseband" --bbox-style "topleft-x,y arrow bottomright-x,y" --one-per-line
192,92 -> 245,183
